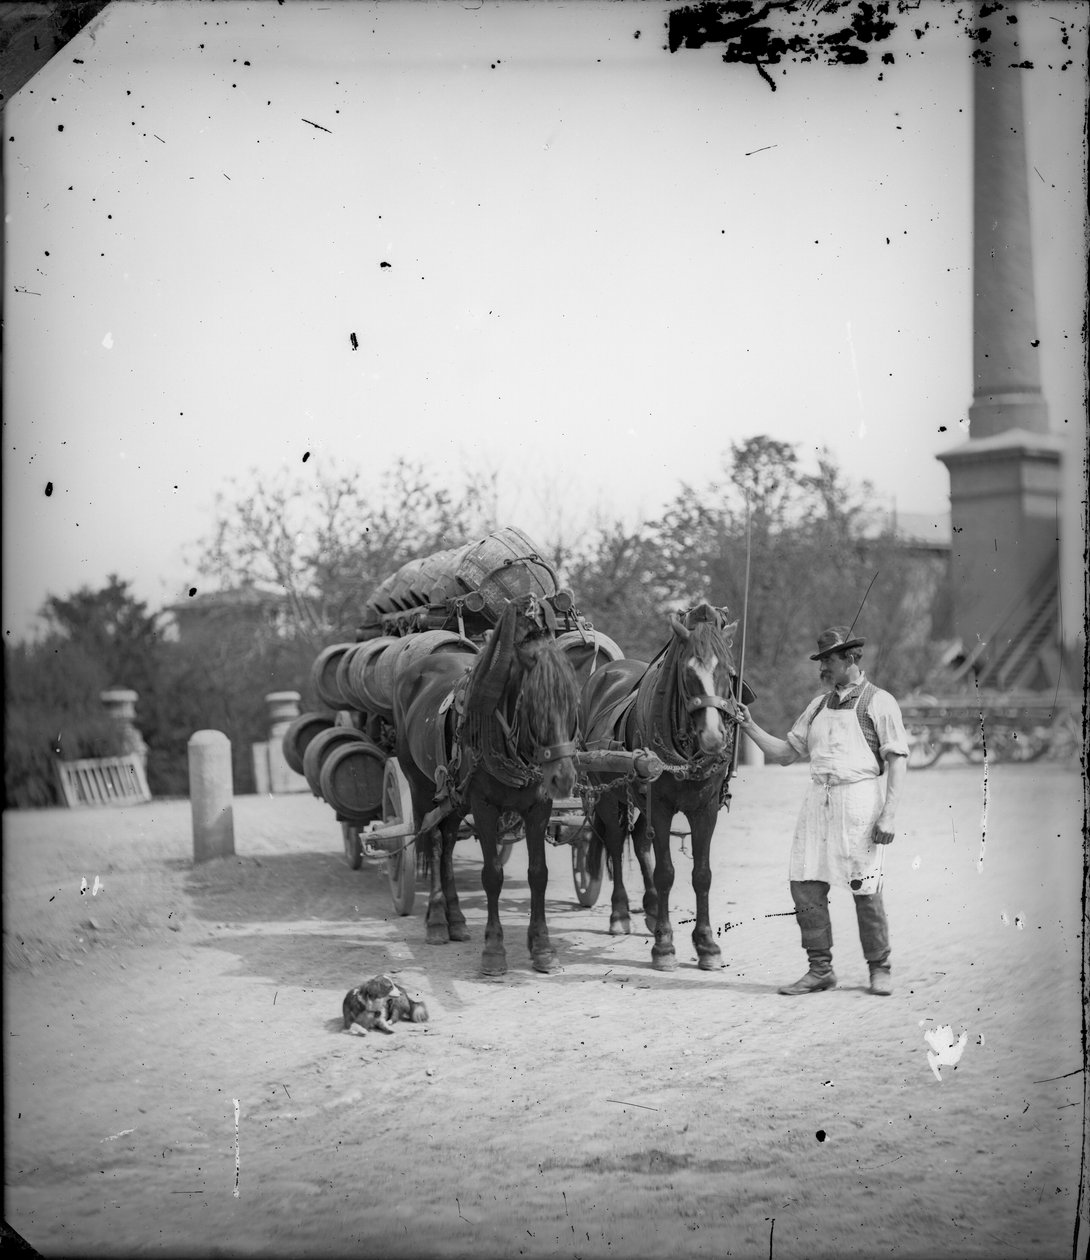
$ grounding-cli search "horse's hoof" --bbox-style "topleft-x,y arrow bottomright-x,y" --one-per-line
481,951 -> 507,976
609,917 -> 631,936
651,948 -> 678,972
532,950 -> 560,974
426,925 -> 450,946
697,953 -> 726,971
448,922 -> 471,942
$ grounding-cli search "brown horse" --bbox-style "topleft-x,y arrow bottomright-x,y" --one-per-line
579,603 -> 750,971
393,595 -> 580,975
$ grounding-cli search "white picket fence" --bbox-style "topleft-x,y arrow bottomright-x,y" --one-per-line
56,755 -> 152,808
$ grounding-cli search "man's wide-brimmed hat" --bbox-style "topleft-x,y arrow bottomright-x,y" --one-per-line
810,626 -> 866,660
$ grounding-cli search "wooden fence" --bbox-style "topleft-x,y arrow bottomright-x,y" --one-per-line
56,756 -> 152,808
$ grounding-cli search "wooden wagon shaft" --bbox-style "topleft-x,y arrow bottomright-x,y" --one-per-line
573,747 -> 665,781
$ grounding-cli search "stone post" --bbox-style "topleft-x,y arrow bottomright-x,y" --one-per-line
264,690 -> 308,794
188,730 -> 235,862
738,732 -> 765,767
100,688 -> 148,771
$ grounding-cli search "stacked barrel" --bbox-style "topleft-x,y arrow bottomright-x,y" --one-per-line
358,525 -> 558,636
281,631 -> 479,826
284,526 -> 624,829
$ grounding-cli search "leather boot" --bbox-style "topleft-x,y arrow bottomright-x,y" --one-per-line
778,948 -> 836,995
778,966 -> 837,995
869,966 -> 893,996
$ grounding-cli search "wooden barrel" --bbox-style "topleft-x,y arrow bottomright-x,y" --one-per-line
337,639 -> 396,712
386,558 -> 429,610
303,727 -> 372,796
318,738 -> 387,822
366,570 -> 411,616
455,527 -> 558,620
310,642 -> 356,710
556,629 -> 625,682
360,629 -> 478,722
281,712 -> 335,775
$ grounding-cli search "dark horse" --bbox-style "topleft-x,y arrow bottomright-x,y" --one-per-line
579,603 -> 750,971
393,595 -> 581,975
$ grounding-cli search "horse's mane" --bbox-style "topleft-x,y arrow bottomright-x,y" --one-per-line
460,599 -> 577,785
517,637 -> 579,749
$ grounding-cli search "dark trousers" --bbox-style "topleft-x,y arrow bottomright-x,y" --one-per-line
789,879 -> 891,971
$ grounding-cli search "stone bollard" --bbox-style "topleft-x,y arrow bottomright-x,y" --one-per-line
101,687 -> 148,771
738,732 -> 765,767
188,730 -> 235,862
263,690 -> 308,794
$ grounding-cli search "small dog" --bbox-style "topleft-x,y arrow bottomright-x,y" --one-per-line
342,975 -> 429,1034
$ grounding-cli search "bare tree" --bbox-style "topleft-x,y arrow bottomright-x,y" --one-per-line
195,457 -> 499,646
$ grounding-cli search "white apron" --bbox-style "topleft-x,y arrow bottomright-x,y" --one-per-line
789,703 -> 886,894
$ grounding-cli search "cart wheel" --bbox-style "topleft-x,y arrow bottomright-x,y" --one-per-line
383,758 -> 415,916
572,835 -> 603,908
342,822 -> 364,870
906,728 -> 943,769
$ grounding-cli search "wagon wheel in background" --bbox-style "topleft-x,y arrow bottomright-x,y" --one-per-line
342,821 -> 364,870
497,812 -> 523,866
906,726 -> 943,769
383,758 -> 416,916
989,726 -> 1049,763
570,832 -> 603,908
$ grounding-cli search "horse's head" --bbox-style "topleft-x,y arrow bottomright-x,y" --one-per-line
669,604 -> 739,756
515,634 -> 580,799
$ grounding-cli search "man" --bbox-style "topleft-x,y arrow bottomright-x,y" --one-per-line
735,626 -> 909,997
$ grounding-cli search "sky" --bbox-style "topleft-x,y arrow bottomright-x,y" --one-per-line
3,0 -> 1087,641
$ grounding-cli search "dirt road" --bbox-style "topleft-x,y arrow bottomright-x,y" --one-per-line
3,760 -> 1085,1258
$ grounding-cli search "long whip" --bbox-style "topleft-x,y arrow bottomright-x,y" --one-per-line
729,497 -> 752,778
845,570 -> 880,641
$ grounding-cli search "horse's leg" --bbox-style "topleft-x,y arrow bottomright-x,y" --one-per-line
648,790 -> 678,971
688,794 -> 724,971
525,796 -> 559,973
474,798 -> 507,976
438,816 -> 469,942
595,794 -> 632,936
632,812 -> 658,935
423,823 -> 451,946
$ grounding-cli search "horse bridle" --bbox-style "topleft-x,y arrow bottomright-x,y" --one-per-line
532,739 -> 578,765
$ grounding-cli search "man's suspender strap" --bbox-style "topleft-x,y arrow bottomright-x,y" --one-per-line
813,682 -> 885,774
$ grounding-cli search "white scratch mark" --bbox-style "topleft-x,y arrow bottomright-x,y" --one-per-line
923,1024 -> 968,1082
977,747 -> 989,872
102,331 -> 114,349
911,855 -> 922,870
101,1128 -> 135,1142
233,1099 -> 240,1197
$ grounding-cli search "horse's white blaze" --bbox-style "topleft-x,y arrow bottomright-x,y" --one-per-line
688,653 -> 726,750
